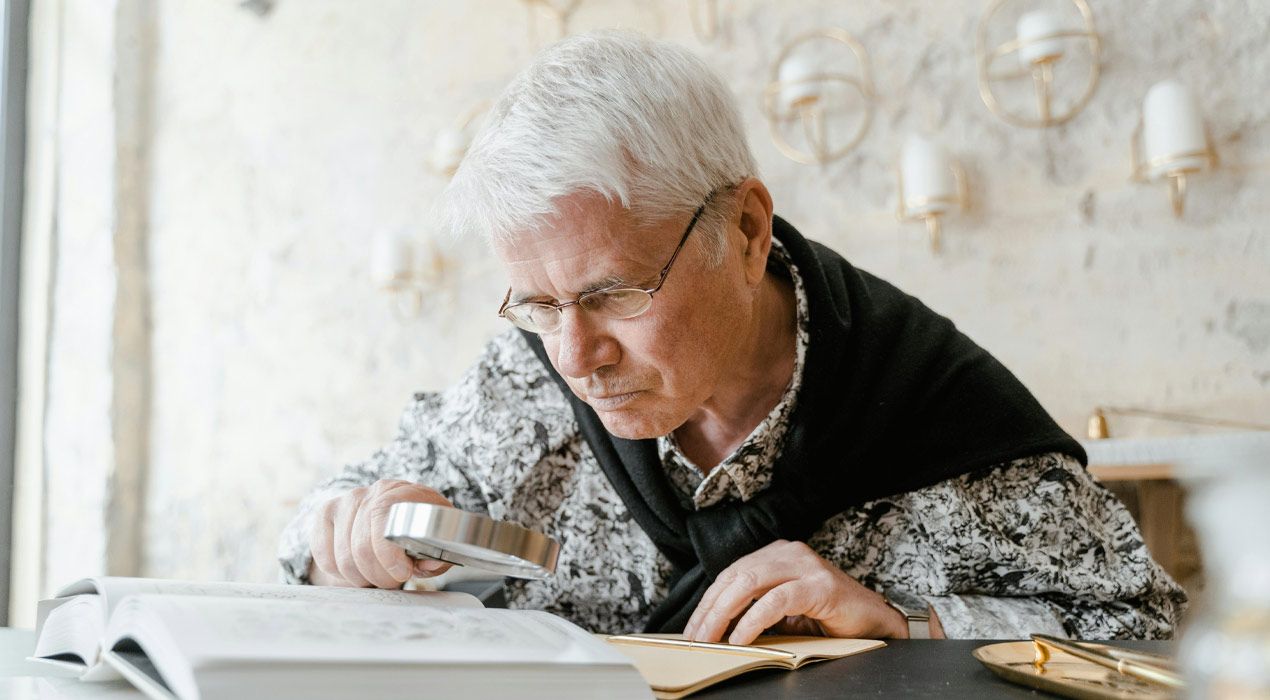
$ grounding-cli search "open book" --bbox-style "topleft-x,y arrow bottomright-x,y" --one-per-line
32,577 -> 652,700
605,633 -> 886,699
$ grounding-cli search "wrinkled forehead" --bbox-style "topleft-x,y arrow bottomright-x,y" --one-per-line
492,192 -> 669,302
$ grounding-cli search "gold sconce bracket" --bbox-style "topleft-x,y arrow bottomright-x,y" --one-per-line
896,162 -> 968,254
1129,121 -> 1219,219
760,28 -> 875,165
976,0 -> 1101,129
1087,406 -> 1270,440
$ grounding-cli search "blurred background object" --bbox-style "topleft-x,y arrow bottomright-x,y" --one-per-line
761,27 -> 875,165
895,133 -> 967,252
1131,80 -> 1219,218
976,0 -> 1102,128
1157,434 -> 1269,697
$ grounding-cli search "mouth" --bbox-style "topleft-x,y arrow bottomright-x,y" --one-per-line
586,391 -> 642,411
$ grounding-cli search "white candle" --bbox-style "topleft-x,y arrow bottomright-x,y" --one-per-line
430,127 -> 469,175
900,135 -> 957,217
1016,11 -> 1066,66
778,54 -> 821,112
371,233 -> 415,289
1142,80 -> 1209,179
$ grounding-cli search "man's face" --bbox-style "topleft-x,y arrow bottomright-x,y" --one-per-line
494,191 -> 753,439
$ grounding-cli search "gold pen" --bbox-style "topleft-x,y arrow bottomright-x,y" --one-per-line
606,634 -> 797,660
1079,641 -> 1177,669
1031,634 -> 1184,689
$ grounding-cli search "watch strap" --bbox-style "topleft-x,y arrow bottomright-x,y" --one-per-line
883,593 -> 932,639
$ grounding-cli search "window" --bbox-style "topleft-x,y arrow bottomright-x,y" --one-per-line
0,0 -> 30,627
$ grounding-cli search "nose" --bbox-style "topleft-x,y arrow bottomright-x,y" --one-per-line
552,306 -> 620,379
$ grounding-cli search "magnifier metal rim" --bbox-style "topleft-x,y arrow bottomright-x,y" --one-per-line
384,502 -> 560,580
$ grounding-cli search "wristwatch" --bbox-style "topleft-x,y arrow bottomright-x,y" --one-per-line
882,590 -> 931,639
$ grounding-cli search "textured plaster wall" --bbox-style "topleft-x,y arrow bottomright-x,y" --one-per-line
40,0 -> 1268,589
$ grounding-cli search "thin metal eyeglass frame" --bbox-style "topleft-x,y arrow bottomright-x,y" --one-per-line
497,197 -> 711,333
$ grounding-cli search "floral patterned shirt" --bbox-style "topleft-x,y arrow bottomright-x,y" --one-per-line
278,243 -> 1186,639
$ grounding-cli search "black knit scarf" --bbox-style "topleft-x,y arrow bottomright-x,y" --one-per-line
520,215 -> 1085,632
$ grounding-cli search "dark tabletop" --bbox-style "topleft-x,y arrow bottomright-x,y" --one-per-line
691,639 -> 1176,699
440,583 -> 1178,699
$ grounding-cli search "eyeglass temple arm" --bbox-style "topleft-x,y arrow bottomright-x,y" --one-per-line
650,203 -> 708,290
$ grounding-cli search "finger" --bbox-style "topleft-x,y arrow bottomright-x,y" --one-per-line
412,557 -> 453,578
352,502 -> 403,589
368,502 -> 415,585
377,479 -> 455,509
685,541 -> 789,637
685,576 -> 728,638
372,481 -> 454,579
685,574 -> 737,640
689,560 -> 794,642
728,581 -> 813,645
309,498 -> 343,583
332,494 -> 372,587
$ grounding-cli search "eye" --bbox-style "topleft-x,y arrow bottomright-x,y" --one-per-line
503,303 -> 560,332
579,289 -> 654,318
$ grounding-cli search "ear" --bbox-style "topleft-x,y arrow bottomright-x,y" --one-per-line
733,178 -> 775,288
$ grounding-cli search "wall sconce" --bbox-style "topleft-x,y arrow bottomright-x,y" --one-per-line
372,233 -> 448,317
687,0 -> 719,43
1130,80 -> 1219,218
428,102 -> 490,178
896,135 -> 967,253
522,0 -> 581,47
760,28 -> 875,165
1087,406 -> 1270,440
976,0 -> 1101,128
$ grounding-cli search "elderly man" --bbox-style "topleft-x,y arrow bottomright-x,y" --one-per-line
279,32 -> 1184,642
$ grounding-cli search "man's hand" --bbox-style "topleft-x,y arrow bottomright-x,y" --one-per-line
683,540 -> 920,645
308,479 -> 455,588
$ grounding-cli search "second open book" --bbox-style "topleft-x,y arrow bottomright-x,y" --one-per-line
605,633 -> 885,699
31,576 -> 883,700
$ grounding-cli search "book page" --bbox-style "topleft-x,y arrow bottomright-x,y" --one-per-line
29,593 -> 128,682
56,576 -> 481,618
604,634 -> 885,698
753,635 -> 887,665
32,594 -> 106,664
107,595 -> 633,670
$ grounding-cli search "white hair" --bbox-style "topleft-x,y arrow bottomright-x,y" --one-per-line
438,30 -> 758,262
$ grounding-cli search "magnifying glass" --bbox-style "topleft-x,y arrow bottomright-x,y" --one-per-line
383,502 -> 561,580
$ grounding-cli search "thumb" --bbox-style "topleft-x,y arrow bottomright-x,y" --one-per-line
413,558 -> 452,577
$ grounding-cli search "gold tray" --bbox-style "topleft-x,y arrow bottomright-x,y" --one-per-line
973,641 -> 1177,700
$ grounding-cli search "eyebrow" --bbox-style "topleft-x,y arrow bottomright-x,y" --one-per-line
509,273 -> 633,305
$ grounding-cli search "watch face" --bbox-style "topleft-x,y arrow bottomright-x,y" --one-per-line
887,590 -> 929,618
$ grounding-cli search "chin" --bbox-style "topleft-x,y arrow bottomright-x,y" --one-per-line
593,408 -> 676,440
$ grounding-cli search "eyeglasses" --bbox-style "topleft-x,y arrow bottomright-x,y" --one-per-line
498,195 -> 712,335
